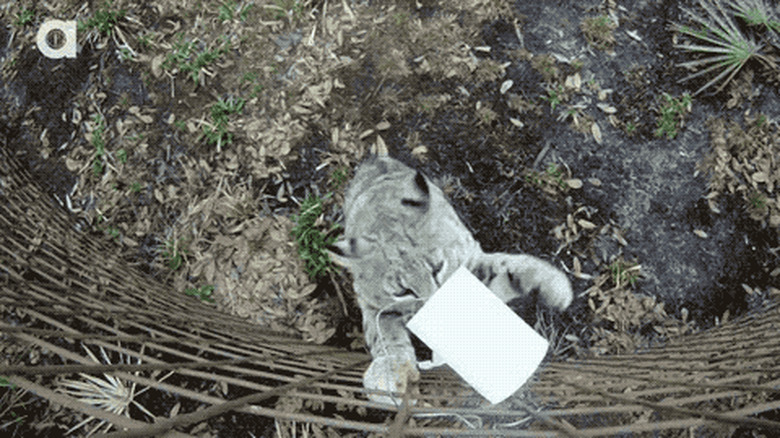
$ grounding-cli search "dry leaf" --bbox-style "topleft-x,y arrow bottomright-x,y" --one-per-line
566,178 -> 583,189
573,256 -> 582,277
596,103 -> 617,114
577,219 -> 596,229
154,188 -> 164,203
411,145 -> 428,159
510,117 -> 524,128
752,171 -> 767,183
169,402 -> 181,418
359,129 -> 374,139
564,73 -> 581,91
591,122 -> 603,144
151,54 -> 165,78
500,79 -> 513,94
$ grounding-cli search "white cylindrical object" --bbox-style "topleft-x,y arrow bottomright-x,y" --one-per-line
36,20 -> 78,59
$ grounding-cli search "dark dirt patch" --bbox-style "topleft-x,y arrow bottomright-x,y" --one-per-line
511,0 -> 779,329
1,1 -> 780,433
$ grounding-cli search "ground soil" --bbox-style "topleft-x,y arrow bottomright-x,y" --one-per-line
1,0 -> 779,435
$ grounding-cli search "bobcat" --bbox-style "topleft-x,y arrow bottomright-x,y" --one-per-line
329,155 -> 573,405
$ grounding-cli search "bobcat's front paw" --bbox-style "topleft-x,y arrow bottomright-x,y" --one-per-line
541,270 -> 573,310
363,352 -> 420,405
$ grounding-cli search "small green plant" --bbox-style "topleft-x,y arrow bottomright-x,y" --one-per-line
239,4 -> 253,21
219,1 -> 252,21
163,34 -> 231,85
524,163 -> 568,193
674,0 -> 775,95
137,33 -> 152,50
546,163 -> 565,186
625,121 -> 637,135
525,172 -> 542,186
476,105 -> 498,125
241,71 -> 257,84
161,238 -> 187,270
119,47 -> 133,61
15,8 -> 34,26
270,0 -> 304,21
609,259 -> 641,288
531,54 -> 559,82
78,0 -> 126,35
240,72 -> 264,98
94,214 -> 121,241
748,191 -> 767,210
91,114 -> 107,177
203,96 -> 245,150
117,148 -> 127,164
329,167 -> 349,190
541,85 -> 564,111
393,11 -> 409,26
130,182 -> 142,193
250,84 -> 264,98
1,376 -> 27,428
581,15 -> 617,50
290,193 -> 340,280
729,0 -> 780,35
185,284 -> 215,303
655,93 -> 692,139
219,1 -> 235,20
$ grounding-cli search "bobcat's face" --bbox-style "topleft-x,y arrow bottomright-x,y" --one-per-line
341,156 -> 432,241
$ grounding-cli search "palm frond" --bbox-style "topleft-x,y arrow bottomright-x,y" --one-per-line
674,0 -> 765,95
728,0 -> 778,29
56,343 -> 162,437
727,0 -> 780,47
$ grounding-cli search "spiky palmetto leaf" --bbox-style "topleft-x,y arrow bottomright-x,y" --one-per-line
728,0 -> 780,31
57,344 -> 167,437
727,0 -> 780,46
674,0 -> 770,95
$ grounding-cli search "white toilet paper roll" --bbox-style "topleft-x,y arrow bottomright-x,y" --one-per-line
36,20 -> 78,59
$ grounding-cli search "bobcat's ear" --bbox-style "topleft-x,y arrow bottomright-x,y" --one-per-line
414,171 -> 429,196
401,171 -> 430,208
327,237 -> 370,266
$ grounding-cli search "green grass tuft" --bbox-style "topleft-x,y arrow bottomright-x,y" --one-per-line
655,93 -> 692,139
290,193 -> 340,280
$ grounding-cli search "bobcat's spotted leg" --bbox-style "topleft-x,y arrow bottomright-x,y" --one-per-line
361,304 -> 420,406
469,252 -> 573,310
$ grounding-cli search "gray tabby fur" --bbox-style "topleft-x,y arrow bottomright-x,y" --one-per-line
329,155 -> 573,405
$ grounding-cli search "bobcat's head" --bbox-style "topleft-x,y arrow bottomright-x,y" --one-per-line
328,156 -> 438,304
329,156 -> 433,258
